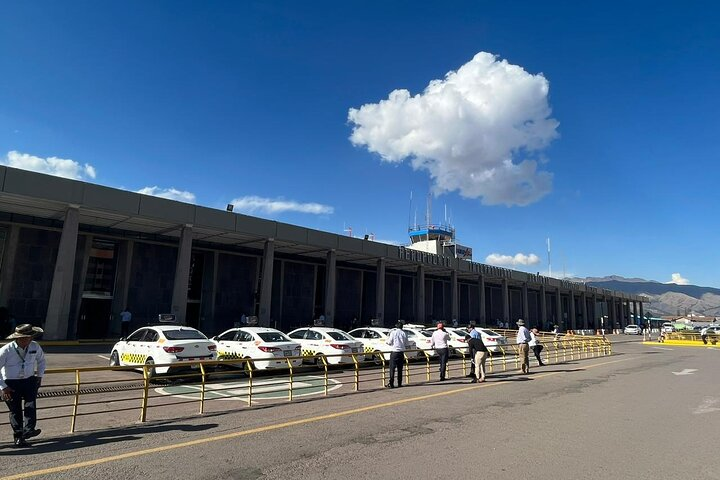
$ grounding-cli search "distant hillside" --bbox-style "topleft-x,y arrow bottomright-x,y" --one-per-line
583,278 -> 720,317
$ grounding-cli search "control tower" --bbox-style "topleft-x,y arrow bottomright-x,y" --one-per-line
407,195 -> 472,260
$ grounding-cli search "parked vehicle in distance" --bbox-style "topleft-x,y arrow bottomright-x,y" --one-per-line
662,322 -> 675,333
110,325 -> 216,378
212,327 -> 302,371
347,327 -> 419,363
624,324 -> 642,335
286,327 -> 364,365
402,326 -> 436,356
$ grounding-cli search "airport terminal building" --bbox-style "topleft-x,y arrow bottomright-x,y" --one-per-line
0,167 -> 646,340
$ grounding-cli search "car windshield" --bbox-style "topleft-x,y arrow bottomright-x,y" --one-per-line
480,329 -> 501,336
258,332 -> 290,343
163,329 -> 207,340
419,331 -> 433,337
326,331 -> 354,341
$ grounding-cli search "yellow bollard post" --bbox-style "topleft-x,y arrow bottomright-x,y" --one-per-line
70,369 -> 80,433
140,365 -> 150,422
404,353 -> 410,385
199,362 -> 206,415
287,357 -> 294,402
352,353 -> 360,391
247,359 -> 253,406
424,351 -> 431,381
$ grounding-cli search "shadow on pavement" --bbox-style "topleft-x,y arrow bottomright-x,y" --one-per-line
0,421 -> 218,456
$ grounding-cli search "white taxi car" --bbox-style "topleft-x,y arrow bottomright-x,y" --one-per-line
212,327 -> 302,371
402,326 -> 436,357
440,328 -> 473,356
347,327 -> 419,364
286,327 -> 364,365
445,327 -> 509,354
109,325 -> 216,377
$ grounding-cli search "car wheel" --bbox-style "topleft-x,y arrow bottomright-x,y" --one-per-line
315,354 -> 326,368
145,358 -> 156,379
110,351 -> 120,367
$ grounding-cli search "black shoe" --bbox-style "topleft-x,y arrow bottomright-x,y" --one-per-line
539,363 -> 546,366
465,374 -> 475,378
24,429 -> 41,439
386,383 -> 395,389
469,379 -> 478,383
439,377 -> 446,381
14,437 -> 30,448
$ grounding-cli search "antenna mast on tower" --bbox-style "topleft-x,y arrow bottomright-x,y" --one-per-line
547,237 -> 552,278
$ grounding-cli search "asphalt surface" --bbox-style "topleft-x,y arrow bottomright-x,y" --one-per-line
1,335 -> 718,480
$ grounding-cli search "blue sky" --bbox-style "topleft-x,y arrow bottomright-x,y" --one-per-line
1,1 -> 718,287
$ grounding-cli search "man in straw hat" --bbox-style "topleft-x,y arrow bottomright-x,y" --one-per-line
516,319 -> 531,374
0,323 -> 46,447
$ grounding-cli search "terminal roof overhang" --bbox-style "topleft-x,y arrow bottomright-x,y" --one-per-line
0,166 -> 646,302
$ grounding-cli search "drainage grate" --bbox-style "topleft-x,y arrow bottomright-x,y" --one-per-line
38,382 -> 145,398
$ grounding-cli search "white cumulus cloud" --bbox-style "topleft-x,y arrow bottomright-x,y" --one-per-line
667,273 -> 689,285
229,196 -> 334,215
3,150 -> 97,180
348,52 -> 559,206
137,186 -> 196,203
485,253 -> 541,267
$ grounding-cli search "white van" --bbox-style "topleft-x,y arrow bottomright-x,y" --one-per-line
661,322 -> 675,333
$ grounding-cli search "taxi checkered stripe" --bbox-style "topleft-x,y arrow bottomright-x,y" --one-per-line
120,352 -> 148,364
363,346 -> 375,354
217,351 -> 242,360
301,348 -> 317,357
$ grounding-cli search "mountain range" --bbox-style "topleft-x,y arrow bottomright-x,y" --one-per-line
573,276 -> 720,318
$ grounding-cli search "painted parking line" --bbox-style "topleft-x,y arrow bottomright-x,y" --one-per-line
1,356 -> 635,480
97,355 -> 110,360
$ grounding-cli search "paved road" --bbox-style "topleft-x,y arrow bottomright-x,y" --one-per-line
1,336 -> 717,480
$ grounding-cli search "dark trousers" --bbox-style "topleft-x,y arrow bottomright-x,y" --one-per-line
121,321 -> 130,338
702,335 -> 708,345
4,377 -> 39,439
388,351 -> 405,387
532,344 -> 545,365
436,348 -> 449,379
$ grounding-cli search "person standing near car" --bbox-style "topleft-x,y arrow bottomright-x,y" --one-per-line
385,321 -> 408,388
465,324 -> 481,378
466,333 -> 488,383
516,319 -> 531,374
529,327 -> 545,366
430,322 -> 451,381
0,324 -> 46,447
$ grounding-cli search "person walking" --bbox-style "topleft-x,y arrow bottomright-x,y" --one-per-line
516,319 -> 531,374
700,326 -> 709,345
466,333 -> 488,383
529,327 -> 545,366
0,324 -> 46,447
430,322 -> 451,381
120,307 -> 132,338
385,321 -> 408,388
465,324 -> 481,378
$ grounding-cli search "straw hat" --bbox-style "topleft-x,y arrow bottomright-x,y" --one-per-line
516,319 -> 525,326
6,324 -> 43,340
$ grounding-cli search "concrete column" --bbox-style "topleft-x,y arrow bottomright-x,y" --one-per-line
110,240 -> 134,337
569,291 -> 576,331
478,275 -> 486,325
258,239 -> 275,327
416,266 -> 425,325
632,301 -> 638,324
376,258 -> 386,325
639,301 -> 645,326
555,288 -> 563,331
170,225 -> 193,325
609,297 -> 616,331
592,295 -> 598,330
45,206 -> 80,340
540,284 -> 547,328
450,270 -> 458,323
324,250 -> 337,327
0,225 -> 21,307
582,293 -> 588,329
522,283 -> 529,324
502,279 -> 509,325
69,235 -> 92,339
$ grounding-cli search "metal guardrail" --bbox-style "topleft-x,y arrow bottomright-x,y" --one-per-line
2,336 -> 612,435
658,331 -> 719,345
